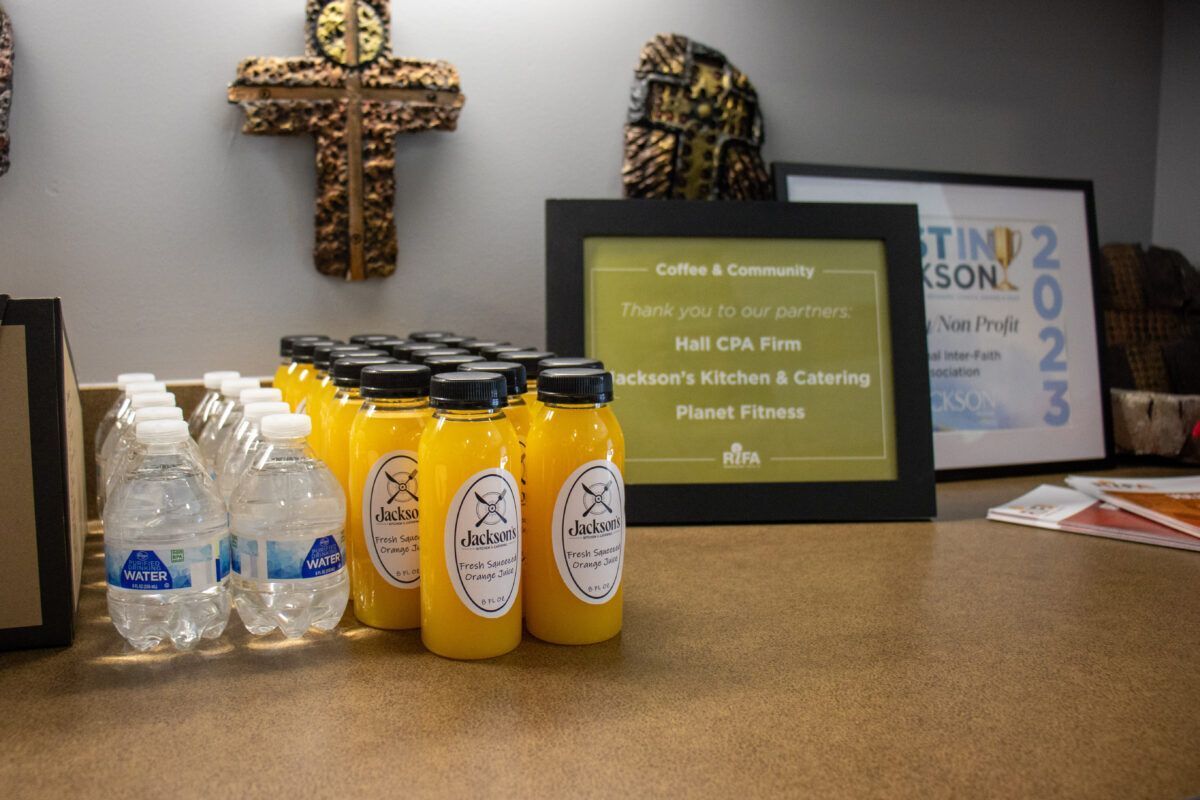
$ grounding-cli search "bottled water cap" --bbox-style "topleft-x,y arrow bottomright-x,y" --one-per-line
132,406 -> 184,424
203,370 -> 240,390
240,387 -> 283,405
129,391 -> 176,410
134,419 -> 189,445
116,373 -> 155,390
221,377 -> 260,398
244,401 -> 290,422
260,413 -> 311,440
124,380 -> 166,397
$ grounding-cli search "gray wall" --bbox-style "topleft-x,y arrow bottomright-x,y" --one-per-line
1153,0 -> 1200,264
0,0 -> 1166,382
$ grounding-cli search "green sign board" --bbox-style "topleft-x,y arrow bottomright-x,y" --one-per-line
584,237 -> 896,484
546,199 -> 934,524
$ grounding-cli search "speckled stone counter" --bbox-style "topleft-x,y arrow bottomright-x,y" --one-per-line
2,476 -> 1198,799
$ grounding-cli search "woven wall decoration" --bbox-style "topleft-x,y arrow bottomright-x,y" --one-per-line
0,6 -> 13,177
623,33 -> 771,201
228,0 -> 465,281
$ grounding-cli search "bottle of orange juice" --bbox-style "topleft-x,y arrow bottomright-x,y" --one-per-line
348,364 -> 433,629
288,338 -> 332,413
418,372 -> 521,659
276,335 -> 328,404
524,368 -> 624,645
324,355 -> 397,499
308,343 -> 371,458
505,350 -> 556,409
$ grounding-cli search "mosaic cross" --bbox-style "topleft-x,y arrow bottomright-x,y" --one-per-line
623,34 -> 770,200
228,0 -> 465,281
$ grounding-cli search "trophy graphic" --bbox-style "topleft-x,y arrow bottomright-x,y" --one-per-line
989,226 -> 1021,290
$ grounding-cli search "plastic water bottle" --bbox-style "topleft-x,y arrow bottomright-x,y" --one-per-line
213,387 -> 284,477
103,405 -> 185,501
217,400 -> 289,502
198,377 -> 261,468
98,391 -> 175,517
189,370 -> 240,439
95,372 -> 155,457
103,419 -> 231,651
230,413 -> 348,637
95,380 -> 166,510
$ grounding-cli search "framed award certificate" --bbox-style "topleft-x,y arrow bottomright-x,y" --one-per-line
545,199 -> 935,524
774,164 -> 1111,477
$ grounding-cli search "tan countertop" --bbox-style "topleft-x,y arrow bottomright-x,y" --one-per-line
2,474 -> 1199,799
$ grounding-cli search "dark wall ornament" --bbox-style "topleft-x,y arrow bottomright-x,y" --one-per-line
622,33 -> 771,201
228,0 -> 465,281
0,5 -> 12,177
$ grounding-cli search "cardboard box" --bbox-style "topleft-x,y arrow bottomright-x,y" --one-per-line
0,296 -> 87,649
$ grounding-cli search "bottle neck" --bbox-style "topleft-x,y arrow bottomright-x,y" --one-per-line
260,436 -> 309,457
433,407 -> 505,422
543,400 -> 608,410
363,396 -> 429,412
334,385 -> 362,400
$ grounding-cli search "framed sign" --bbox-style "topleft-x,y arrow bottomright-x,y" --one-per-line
545,199 -> 935,525
774,164 -> 1111,477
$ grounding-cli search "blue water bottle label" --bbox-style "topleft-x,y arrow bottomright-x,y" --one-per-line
105,532 -> 230,592
231,530 -> 345,581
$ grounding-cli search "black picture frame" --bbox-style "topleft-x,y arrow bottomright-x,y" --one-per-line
545,199 -> 936,525
773,163 -> 1112,480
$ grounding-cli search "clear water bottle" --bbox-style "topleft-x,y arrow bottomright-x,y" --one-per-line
198,377 -> 261,468
230,413 -> 348,638
103,419 -> 231,651
95,372 -> 156,457
188,370 -> 240,440
103,405 -> 185,501
95,379 -> 166,510
98,390 -> 175,517
217,400 -> 289,502
213,387 -> 284,477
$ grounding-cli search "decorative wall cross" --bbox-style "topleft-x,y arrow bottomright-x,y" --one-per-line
229,0 -> 465,281
0,6 -> 13,177
623,34 -> 770,200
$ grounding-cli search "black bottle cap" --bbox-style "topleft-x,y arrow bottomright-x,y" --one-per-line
459,361 -> 527,397
390,341 -> 442,360
280,334 -> 330,357
538,356 -> 603,372
465,339 -> 511,355
313,343 -> 366,371
349,334 -> 397,345
292,337 -> 338,363
433,334 -> 471,347
409,330 -> 456,342
430,372 -> 506,410
361,364 -> 431,399
478,343 -> 527,360
538,368 -> 613,404
413,347 -> 470,364
332,356 -> 397,387
503,350 -> 557,378
424,354 -> 485,375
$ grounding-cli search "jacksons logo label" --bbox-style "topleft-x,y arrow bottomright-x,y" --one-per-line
553,460 -> 625,604
363,451 -> 421,587
446,468 -> 521,618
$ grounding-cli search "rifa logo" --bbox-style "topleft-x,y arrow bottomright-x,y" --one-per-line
722,442 -> 761,468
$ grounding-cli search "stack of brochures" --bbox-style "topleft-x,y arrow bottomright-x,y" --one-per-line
987,476 -> 1200,552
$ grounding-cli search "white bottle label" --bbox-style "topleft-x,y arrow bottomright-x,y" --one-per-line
105,532 -> 231,592
362,450 -> 421,587
552,460 -> 625,604
444,468 -> 521,618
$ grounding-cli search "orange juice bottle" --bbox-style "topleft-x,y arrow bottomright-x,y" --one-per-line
348,364 -> 432,629
418,372 -> 521,659
287,338 -> 330,413
506,350 -> 556,410
459,360 -> 531,521
308,344 -> 372,458
525,368 -> 625,645
276,335 -> 328,403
